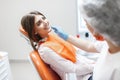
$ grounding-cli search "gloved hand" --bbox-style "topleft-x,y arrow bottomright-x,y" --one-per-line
52,26 -> 68,40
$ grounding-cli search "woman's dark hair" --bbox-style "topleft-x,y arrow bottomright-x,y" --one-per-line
21,11 -> 46,50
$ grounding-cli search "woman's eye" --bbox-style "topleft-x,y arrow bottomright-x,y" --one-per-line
42,16 -> 46,20
36,20 -> 41,26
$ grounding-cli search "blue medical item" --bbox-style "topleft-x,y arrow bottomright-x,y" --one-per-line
52,26 -> 68,40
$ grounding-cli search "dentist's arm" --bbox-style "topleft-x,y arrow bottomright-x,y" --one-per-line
67,35 -> 98,52
52,26 -> 98,53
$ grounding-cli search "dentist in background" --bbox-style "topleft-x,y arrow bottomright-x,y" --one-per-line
52,0 -> 120,80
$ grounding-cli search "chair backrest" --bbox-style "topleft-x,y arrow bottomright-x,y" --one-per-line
19,26 -> 61,80
29,51 -> 61,80
19,26 -> 28,37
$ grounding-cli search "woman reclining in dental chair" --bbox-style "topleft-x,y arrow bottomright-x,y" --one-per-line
20,11 -> 94,80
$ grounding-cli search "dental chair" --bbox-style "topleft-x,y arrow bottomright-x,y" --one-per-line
29,50 -> 61,80
19,26 -> 77,80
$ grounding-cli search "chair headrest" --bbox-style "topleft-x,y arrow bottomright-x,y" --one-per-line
19,26 -> 28,37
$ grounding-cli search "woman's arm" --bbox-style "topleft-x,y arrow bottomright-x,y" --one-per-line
38,46 -> 76,73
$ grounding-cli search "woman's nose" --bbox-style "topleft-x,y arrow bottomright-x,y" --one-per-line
43,20 -> 48,26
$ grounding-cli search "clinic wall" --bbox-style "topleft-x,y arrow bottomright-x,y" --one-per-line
0,0 -> 77,60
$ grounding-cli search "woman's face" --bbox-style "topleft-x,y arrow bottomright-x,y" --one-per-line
34,15 -> 51,38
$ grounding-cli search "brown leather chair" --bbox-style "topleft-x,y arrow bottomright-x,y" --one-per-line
19,26 -> 61,80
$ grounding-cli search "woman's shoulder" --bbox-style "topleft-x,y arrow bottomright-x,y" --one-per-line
38,45 -> 51,54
